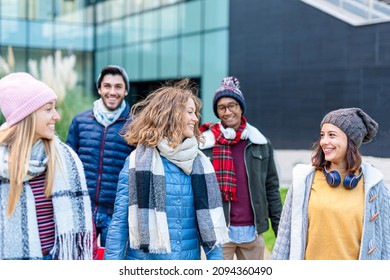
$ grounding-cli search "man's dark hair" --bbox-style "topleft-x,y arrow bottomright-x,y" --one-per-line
96,65 -> 130,91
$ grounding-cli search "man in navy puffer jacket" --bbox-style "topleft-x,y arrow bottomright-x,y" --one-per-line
66,65 -> 135,247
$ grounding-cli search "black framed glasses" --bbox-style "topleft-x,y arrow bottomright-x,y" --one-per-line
217,102 -> 239,113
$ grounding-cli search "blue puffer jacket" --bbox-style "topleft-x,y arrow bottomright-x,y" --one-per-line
104,156 -> 223,260
66,102 -> 134,215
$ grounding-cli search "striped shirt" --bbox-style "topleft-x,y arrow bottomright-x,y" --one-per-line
29,173 -> 55,252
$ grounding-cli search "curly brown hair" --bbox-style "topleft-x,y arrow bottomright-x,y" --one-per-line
122,78 -> 203,148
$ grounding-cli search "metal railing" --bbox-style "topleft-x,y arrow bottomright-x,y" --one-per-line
300,0 -> 390,25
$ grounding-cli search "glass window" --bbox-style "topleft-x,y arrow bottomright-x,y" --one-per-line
202,30 -> 229,122
125,44 -> 141,80
96,1 -> 111,23
29,21 -> 54,48
161,0 -> 180,5
161,38 -> 178,78
126,0 -> 143,15
180,34 -> 201,76
29,0 -> 54,20
1,0 -> 27,18
161,5 -> 178,38
95,50 -> 110,75
181,0 -> 201,34
111,0 -> 127,19
203,30 -> 228,81
141,41 -> 158,79
54,23 -> 87,51
84,24 -> 94,51
141,10 -> 159,41
54,0 -> 88,23
143,0 -> 160,11
96,23 -> 109,49
204,0 -> 229,30
0,19 -> 27,47
111,46 -> 124,67
111,19 -> 124,47
126,15 -> 140,44
83,5 -> 94,24
78,51 -> 93,92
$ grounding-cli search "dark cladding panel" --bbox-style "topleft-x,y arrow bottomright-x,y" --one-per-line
229,0 -> 390,157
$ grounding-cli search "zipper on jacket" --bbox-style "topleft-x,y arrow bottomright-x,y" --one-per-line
92,116 -> 128,215
94,127 -> 107,214
243,141 -> 258,230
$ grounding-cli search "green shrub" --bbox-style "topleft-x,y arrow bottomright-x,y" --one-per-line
55,88 -> 95,142
264,187 -> 288,252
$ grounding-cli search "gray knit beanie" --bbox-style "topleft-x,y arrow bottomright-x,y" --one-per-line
320,108 -> 378,147
213,76 -> 246,117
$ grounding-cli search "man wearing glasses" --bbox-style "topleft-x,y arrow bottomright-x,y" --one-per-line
199,76 -> 282,260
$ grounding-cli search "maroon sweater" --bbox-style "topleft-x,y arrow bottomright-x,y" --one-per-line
230,140 -> 254,226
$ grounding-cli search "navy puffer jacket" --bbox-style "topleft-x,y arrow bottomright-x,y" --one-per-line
66,102 -> 134,215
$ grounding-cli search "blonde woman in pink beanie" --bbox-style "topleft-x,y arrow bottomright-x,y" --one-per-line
0,72 -> 94,260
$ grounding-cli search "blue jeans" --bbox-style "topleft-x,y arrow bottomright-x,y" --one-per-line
94,212 -> 112,247
42,253 -> 53,260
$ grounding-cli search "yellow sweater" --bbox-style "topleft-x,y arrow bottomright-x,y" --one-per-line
305,170 -> 364,260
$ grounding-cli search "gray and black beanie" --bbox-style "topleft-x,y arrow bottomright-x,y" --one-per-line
320,107 -> 379,148
213,76 -> 246,117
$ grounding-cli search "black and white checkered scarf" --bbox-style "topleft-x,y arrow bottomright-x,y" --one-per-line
128,137 -> 229,254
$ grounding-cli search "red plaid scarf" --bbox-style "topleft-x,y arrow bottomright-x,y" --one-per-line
200,117 -> 247,201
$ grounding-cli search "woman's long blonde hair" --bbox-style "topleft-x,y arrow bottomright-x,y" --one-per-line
123,78 -> 203,148
0,113 -> 57,216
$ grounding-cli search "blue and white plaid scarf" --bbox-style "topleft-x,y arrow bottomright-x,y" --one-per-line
128,137 -> 229,253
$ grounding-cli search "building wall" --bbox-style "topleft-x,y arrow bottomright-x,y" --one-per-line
0,0 -> 94,91
229,0 -> 390,157
94,0 -> 230,121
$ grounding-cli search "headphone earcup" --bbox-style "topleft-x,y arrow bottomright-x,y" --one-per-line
343,174 -> 357,189
343,168 -> 363,189
324,168 -> 341,187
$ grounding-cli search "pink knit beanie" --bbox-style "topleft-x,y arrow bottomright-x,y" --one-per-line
0,72 -> 57,127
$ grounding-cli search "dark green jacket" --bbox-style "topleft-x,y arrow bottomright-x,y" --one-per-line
200,123 -> 282,236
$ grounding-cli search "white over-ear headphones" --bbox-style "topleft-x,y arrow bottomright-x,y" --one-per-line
219,124 -> 249,140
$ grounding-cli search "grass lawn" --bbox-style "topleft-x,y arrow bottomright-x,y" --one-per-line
264,187 -> 288,252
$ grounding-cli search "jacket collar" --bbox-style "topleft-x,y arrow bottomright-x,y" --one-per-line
293,161 -> 384,192
200,122 -> 267,150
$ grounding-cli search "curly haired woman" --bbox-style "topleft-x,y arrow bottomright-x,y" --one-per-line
104,79 -> 229,260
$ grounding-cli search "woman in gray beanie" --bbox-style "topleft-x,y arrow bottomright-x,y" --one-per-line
272,107 -> 390,260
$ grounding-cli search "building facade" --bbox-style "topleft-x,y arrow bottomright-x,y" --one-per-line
1,0 -> 390,156
0,0 -> 229,123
